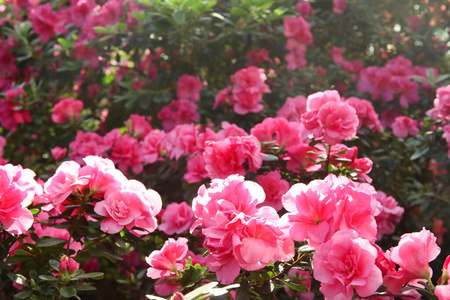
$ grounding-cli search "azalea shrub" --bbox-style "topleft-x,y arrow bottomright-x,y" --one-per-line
1,0 -> 450,299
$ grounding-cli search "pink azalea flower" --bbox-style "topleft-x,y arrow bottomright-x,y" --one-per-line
231,66 -> 271,115
104,129 -> 143,174
256,171 -> 290,211
333,0 -> 347,14
94,179 -> 161,235
59,256 -> 80,274
203,135 -> 265,179
146,237 -> 189,279
140,129 -> 166,164
51,97 -> 84,124
177,74 -> 203,102
30,3 -> 67,42
313,230 -> 382,298
73,43 -> 99,68
374,191 -> 404,240
245,48 -> 272,66
161,124 -> 198,160
69,0 -> 96,28
184,155 -> 208,184
157,99 -> 200,131
391,228 -> 441,279
125,114 -> 152,139
0,164 -> 37,235
276,95 -> 307,122
0,100 -> 32,132
345,97 -> 382,133
283,16 -> 313,44
329,46 -> 344,65
296,1 -> 313,18
69,131 -> 112,164
51,147 -> 67,161
391,116 -> 419,138
158,202 -> 195,235
251,117 -> 302,148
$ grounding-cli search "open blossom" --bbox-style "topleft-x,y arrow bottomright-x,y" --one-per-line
192,175 -> 294,284
435,256 -> 450,299
51,147 -> 67,161
69,131 -> 112,164
158,202 -> 194,235
177,74 -> 203,102
104,129 -> 143,174
282,174 -> 378,248
345,97 -> 382,133
333,0 -> 347,14
245,48 -> 271,66
146,237 -> 189,279
0,164 -> 37,235
231,66 -> 271,115
30,3 -> 67,42
391,228 -> 440,279
256,171 -> 290,211
157,99 -> 200,131
140,129 -> 166,164
94,179 -> 162,235
203,135 -> 265,179
296,1 -> 313,17
0,100 -> 32,132
313,230 -> 382,299
391,116 -> 419,138
276,95 -> 307,122
161,123 -> 198,160
125,114 -> 152,139
283,16 -> 313,44
251,117 -> 302,148
329,46 -> 343,65
51,97 -> 84,124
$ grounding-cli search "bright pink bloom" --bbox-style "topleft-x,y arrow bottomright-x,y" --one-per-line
104,129 -> 143,174
0,164 -> 37,235
192,175 -> 294,284
285,143 -> 321,173
69,131 -> 111,164
184,155 -> 208,184
44,161 -> 89,205
59,256 -> 80,274
157,99 -> 200,131
30,3 -> 67,42
285,42 -> 307,70
73,44 -> 99,68
277,95 -> 307,122
146,237 -> 189,279
51,97 -> 84,124
177,74 -> 203,102
216,122 -> 248,140
306,90 -> 341,111
329,46 -> 343,65
313,230 -> 382,298
256,171 -> 289,211
51,147 -> 67,161
213,87 -> 232,109
283,16 -> 313,44
94,179 -> 162,235
158,202 -> 194,235
69,0 -> 96,27
126,114 -> 152,139
0,100 -> 32,132
333,0 -> 347,14
203,135 -> 265,179
374,191 -> 404,240
391,116 -> 419,138
391,228 -> 440,279
161,124 -> 198,160
317,101 -> 358,145
435,256 -> 450,299
251,117 -> 301,148
231,66 -> 270,115
0,136 -> 7,165
345,97 -> 382,132
296,2 -> 313,17
140,129 -> 166,164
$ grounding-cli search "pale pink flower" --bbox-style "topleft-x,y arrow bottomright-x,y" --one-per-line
306,90 -> 341,111
0,164 -> 37,235
313,230 -> 382,298
177,74 -> 203,102
391,228 -> 441,279
215,122 -> 248,140
345,97 -> 382,132
159,202 -> 194,235
146,237 -> 189,279
51,147 -> 67,161
283,16 -> 313,44
256,171 -> 289,211
44,161 -> 89,205
391,116 -> 419,138
333,0 -> 347,14
94,180 -> 161,235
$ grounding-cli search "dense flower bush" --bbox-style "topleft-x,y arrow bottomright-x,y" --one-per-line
1,0 -> 450,299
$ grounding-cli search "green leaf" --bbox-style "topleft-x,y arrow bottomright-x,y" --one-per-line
15,290 -> 33,299
262,154 -> 279,161
38,237 -> 67,247
93,26 -> 110,34
13,249 -> 32,256
39,275 -> 58,281
49,259 -> 60,271
410,147 -> 429,160
231,7 -> 249,17
57,38 -> 71,48
74,272 -> 104,279
173,10 -> 186,24
279,279 -> 308,292
76,285 -> 97,291
60,286 -> 77,298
